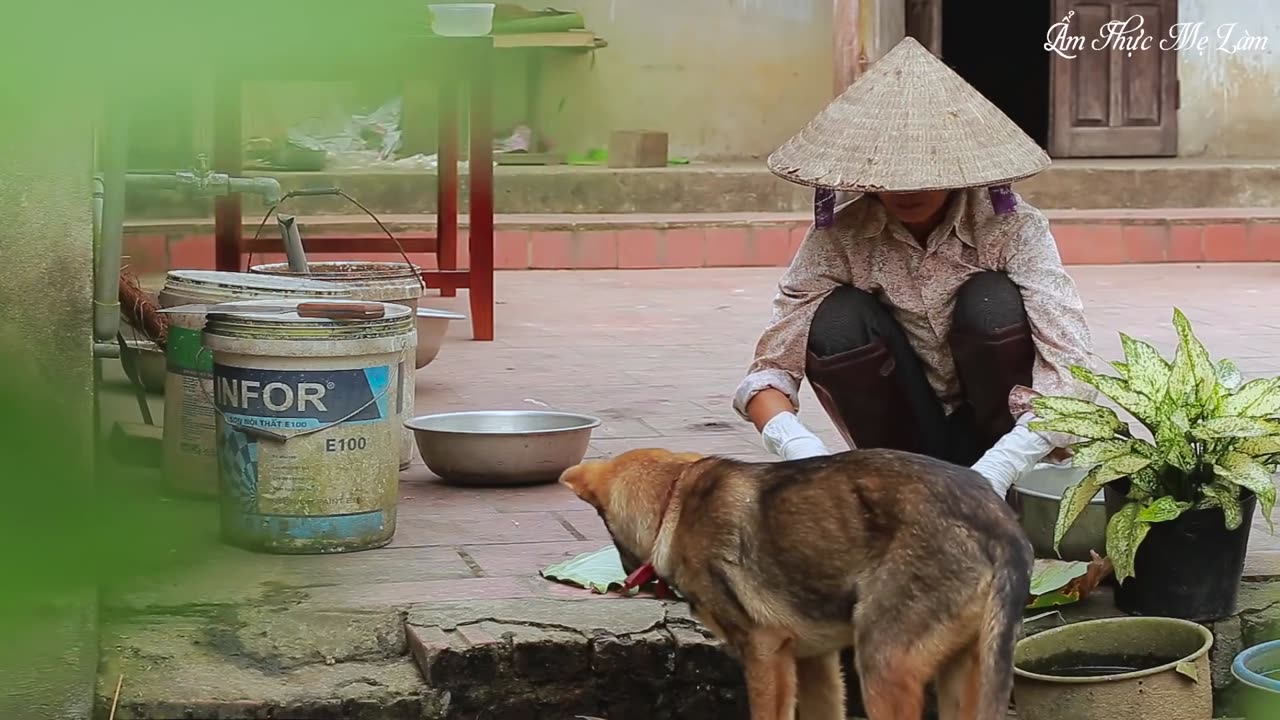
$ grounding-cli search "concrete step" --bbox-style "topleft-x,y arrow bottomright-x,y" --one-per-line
123,208 -> 1280,274
122,159 -> 1280,218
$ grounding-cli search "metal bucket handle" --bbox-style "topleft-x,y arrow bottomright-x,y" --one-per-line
194,346 -> 401,444
245,187 -> 427,292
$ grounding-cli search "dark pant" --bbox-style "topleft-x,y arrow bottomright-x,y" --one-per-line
805,272 -> 1035,466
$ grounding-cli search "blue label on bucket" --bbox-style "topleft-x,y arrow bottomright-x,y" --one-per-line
224,509 -> 387,541
213,364 -> 391,428
219,423 -> 260,510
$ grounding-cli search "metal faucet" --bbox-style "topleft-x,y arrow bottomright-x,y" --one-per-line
173,153 -> 223,196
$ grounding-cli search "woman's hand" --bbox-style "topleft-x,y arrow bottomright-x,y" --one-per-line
970,423 -> 1054,497
761,411 -> 831,461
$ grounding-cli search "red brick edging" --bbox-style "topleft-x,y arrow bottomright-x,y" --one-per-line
122,211 -> 1280,273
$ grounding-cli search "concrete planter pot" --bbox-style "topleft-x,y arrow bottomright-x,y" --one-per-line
1013,617 -> 1214,720
1232,640 -> 1280,719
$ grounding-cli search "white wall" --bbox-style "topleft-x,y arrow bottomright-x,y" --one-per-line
1178,0 -> 1280,157
533,0 -> 835,159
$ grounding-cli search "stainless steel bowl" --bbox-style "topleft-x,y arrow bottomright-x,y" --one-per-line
414,307 -> 466,369
405,410 -> 601,485
1012,463 -> 1108,561
119,339 -> 167,394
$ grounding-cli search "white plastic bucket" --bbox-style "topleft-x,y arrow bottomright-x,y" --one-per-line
202,299 -> 417,554
428,3 -> 496,36
157,270 -> 351,498
249,262 -> 427,468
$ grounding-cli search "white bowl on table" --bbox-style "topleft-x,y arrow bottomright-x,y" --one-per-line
428,3 -> 496,37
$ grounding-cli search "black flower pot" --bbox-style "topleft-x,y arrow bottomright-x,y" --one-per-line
1103,481 -> 1257,622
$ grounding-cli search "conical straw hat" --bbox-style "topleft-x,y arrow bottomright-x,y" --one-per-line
768,36 -> 1051,193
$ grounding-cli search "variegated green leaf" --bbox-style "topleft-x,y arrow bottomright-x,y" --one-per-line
1191,416 -> 1280,441
1155,414 -> 1197,472
1098,453 -> 1154,479
1052,467 -> 1113,554
1166,345 -> 1199,409
1236,435 -> 1280,457
1106,502 -> 1152,583
1029,414 -> 1126,441
1214,452 -> 1277,530
1172,308 -> 1219,406
1200,482 -> 1245,530
1075,370 -> 1160,428
1221,378 -> 1280,418
1031,396 -> 1120,422
1111,361 -> 1131,379
1070,439 -> 1142,468
1127,466 -> 1160,500
1216,359 -> 1244,391
1120,332 -> 1172,400
1137,496 -> 1193,523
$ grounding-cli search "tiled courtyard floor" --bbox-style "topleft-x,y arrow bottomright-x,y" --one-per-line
112,263 -> 1280,613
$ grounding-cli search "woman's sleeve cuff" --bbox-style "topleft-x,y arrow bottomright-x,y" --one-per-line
732,369 -> 801,421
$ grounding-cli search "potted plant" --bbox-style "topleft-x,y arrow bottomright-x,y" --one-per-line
1029,309 -> 1280,622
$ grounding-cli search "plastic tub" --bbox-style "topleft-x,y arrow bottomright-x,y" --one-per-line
203,299 -> 417,554
1232,640 -> 1280,718
157,270 -> 351,498
429,3 -> 496,37
250,261 -> 427,469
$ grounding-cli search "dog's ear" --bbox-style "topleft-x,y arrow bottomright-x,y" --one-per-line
559,461 -> 602,509
673,452 -> 703,464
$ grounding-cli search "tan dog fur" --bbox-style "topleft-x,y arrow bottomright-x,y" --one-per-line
561,448 -> 1034,720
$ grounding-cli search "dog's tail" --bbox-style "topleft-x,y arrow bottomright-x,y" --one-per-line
976,537 -> 1033,720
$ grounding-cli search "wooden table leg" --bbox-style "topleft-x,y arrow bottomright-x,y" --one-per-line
436,67 -> 460,298
467,39 -> 495,341
213,73 -> 243,272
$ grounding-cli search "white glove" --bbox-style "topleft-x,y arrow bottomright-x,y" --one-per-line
762,412 -> 831,461
971,424 -> 1055,498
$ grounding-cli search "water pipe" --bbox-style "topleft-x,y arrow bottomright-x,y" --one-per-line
126,155 -> 282,206
93,100 -> 128,345
94,342 -> 121,358
93,150 -> 284,357
92,175 -> 104,251
228,176 -> 283,206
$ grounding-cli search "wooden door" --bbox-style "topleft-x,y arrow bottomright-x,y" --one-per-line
1048,0 -> 1179,157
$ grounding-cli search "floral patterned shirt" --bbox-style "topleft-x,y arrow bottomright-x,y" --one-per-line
733,187 -> 1095,440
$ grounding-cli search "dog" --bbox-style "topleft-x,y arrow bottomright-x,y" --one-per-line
559,448 -> 1033,720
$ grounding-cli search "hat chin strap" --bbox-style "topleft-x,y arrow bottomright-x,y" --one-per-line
988,184 -> 1016,215
815,184 -> 1016,223
814,187 -> 837,229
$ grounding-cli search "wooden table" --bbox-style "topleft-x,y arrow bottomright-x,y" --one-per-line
212,35 -> 496,341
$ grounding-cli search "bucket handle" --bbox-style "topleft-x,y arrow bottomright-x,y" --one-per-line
246,188 -> 427,292
195,347 -> 402,444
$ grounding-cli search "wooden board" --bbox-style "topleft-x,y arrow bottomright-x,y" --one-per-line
494,31 -> 606,49
496,152 -> 563,166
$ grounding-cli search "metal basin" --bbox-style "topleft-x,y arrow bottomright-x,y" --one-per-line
414,307 -> 466,369
405,410 -> 600,486
119,339 -> 166,394
1012,463 -> 1107,561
